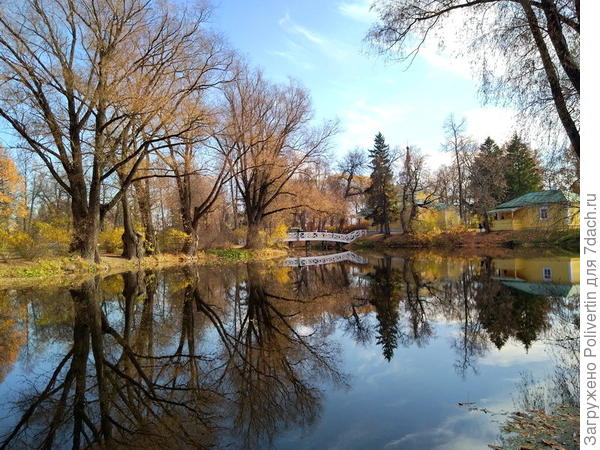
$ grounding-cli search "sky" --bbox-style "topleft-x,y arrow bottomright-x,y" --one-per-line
209,0 -> 519,168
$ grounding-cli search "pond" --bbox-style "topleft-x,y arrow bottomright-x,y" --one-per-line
0,251 -> 580,449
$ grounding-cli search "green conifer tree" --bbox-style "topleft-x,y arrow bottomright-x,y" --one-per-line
365,132 -> 398,236
468,137 -> 508,230
504,134 -> 542,199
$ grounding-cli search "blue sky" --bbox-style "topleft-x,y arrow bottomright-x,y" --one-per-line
210,0 -> 519,167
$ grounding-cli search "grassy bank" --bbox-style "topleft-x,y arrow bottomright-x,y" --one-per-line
0,247 -> 288,289
352,229 -> 579,254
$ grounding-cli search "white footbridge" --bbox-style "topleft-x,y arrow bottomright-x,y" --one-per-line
282,229 -> 368,244
282,251 -> 368,267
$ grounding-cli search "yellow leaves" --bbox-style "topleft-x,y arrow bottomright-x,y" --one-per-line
99,228 -> 124,254
158,228 -> 190,253
0,148 -> 26,226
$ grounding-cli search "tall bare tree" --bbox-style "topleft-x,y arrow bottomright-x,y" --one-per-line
0,0 -> 223,260
398,146 -> 436,233
367,0 -> 579,158
442,115 -> 474,222
337,148 -> 368,198
218,69 -> 337,248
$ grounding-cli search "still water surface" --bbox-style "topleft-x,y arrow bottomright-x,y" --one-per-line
0,252 -> 579,449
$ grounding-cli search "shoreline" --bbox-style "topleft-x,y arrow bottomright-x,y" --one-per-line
0,247 -> 289,290
350,229 -> 579,255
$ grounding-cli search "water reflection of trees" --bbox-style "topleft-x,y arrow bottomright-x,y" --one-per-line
1,264 -> 346,449
0,256 -> 575,448
361,256 -> 555,373
497,292 -> 579,449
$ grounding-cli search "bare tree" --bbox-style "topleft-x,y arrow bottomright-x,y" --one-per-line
337,148 -> 368,198
218,69 -> 337,248
367,0 -> 579,158
0,0 -> 222,260
398,146 -> 436,233
442,115 -> 474,222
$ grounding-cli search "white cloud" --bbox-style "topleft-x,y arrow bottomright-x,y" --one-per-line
479,339 -> 550,367
338,0 -> 376,23
277,13 -> 351,61
419,43 -> 475,80
463,106 -> 518,145
279,12 -> 325,45
337,100 -> 411,151
383,409 -> 498,450
268,49 -> 316,71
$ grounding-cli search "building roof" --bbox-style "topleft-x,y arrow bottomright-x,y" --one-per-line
493,190 -> 579,210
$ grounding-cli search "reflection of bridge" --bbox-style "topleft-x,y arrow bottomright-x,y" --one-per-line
282,251 -> 368,267
282,229 -> 368,244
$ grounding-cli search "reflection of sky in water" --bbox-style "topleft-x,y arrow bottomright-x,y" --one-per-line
0,255 -> 578,449
274,318 -> 552,450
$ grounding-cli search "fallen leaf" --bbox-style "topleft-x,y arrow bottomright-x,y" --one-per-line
487,446 -> 502,449
541,439 -> 557,446
458,402 -> 475,406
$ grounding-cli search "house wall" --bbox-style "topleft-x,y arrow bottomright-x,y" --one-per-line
489,202 -> 579,231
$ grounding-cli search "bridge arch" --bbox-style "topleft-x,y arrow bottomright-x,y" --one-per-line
282,229 -> 368,244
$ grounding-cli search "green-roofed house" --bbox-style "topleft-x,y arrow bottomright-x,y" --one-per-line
488,190 -> 579,231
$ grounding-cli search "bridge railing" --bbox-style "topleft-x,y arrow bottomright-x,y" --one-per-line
281,251 -> 368,267
282,229 -> 368,243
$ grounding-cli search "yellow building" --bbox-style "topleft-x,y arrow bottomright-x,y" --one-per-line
367,203 -> 461,233
488,190 -> 579,231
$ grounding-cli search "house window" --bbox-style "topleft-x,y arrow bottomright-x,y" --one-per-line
543,267 -> 552,281
539,206 -> 549,220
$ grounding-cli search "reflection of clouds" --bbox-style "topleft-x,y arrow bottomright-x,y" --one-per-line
294,324 -> 315,337
479,339 -> 550,367
383,410 -> 498,450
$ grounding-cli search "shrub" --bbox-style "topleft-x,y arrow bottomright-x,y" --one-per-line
158,228 -> 190,253
99,228 -> 124,254
267,223 -> 288,246
35,221 -> 70,255
8,231 -> 39,260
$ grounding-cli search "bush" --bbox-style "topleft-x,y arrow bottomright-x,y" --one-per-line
158,228 -> 190,253
35,221 -> 70,254
99,228 -> 124,254
8,231 -> 39,260
267,223 -> 288,246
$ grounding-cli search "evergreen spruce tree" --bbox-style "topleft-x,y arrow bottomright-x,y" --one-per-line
504,133 -> 542,198
365,132 -> 398,236
479,136 -> 501,157
468,137 -> 509,230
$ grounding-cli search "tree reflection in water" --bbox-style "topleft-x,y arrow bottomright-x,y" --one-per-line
0,264 -> 346,449
0,254 -> 577,449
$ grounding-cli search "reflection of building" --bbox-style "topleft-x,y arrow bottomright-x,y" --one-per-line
492,256 -> 580,296
488,190 -> 579,231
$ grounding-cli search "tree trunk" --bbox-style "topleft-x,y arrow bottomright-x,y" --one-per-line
70,198 -> 101,262
245,221 -> 264,249
182,224 -> 200,256
121,193 -> 143,260
455,149 -> 464,222
520,0 -> 580,158
134,176 -> 157,255
541,0 -> 579,94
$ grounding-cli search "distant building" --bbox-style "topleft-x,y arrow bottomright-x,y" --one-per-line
488,190 -> 579,231
364,202 -> 461,233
